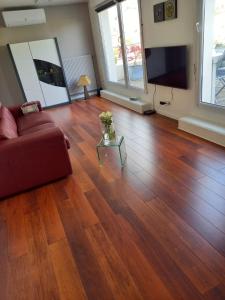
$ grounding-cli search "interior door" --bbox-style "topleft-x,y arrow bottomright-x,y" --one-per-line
29,39 -> 70,107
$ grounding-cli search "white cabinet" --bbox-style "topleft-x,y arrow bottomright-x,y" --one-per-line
9,38 -> 70,108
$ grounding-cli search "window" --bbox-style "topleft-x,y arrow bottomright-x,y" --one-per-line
98,0 -> 144,89
98,5 -> 125,84
200,0 -> 225,108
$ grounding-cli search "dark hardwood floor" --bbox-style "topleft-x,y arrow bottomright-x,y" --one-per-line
1,97 -> 225,299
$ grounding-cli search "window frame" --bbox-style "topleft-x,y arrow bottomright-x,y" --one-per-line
198,0 -> 225,111
97,0 -> 147,92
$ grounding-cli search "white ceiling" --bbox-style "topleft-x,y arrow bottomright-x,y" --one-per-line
0,0 -> 88,10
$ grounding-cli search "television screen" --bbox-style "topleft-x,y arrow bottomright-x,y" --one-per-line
145,46 -> 188,89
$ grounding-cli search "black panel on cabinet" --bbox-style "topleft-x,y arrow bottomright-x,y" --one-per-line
34,59 -> 66,87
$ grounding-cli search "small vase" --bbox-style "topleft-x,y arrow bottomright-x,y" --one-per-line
102,122 -> 116,143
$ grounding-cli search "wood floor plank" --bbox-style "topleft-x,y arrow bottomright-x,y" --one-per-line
85,188 -> 178,300
135,169 -> 225,257
121,168 -> 156,201
0,213 -> 8,300
62,176 -> 99,228
149,198 -> 225,281
119,206 -> 205,300
52,185 -> 115,300
35,186 -> 65,245
204,284 -> 225,300
85,187 -> 204,300
111,180 -> 219,293
69,151 -> 96,193
49,239 -> 88,300
25,209 -> 60,299
73,124 -> 98,146
85,223 -> 143,300
199,146 -> 225,165
180,155 -> 225,186
198,176 -> 225,199
180,177 -> 225,216
7,254 -> 37,300
7,195 -> 29,259
126,149 -> 225,235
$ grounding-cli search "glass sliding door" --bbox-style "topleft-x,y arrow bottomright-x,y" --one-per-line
98,6 -> 125,84
98,0 -> 144,90
121,0 -> 144,89
200,0 -> 225,107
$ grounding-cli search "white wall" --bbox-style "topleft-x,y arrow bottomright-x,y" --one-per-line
0,3 -> 96,106
89,0 -> 225,126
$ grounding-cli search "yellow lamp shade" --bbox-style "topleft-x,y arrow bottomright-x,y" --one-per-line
77,75 -> 91,87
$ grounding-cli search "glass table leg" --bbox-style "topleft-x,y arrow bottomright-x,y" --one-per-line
119,138 -> 127,167
96,146 -> 103,166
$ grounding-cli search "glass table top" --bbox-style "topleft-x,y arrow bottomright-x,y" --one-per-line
97,135 -> 124,147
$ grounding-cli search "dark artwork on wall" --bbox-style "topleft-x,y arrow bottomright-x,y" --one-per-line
164,0 -> 177,20
154,0 -> 177,23
154,2 -> 165,23
34,59 -> 66,87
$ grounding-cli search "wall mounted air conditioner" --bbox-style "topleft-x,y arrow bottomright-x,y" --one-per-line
2,9 -> 46,27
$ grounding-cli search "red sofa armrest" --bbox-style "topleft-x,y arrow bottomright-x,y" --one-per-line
9,101 -> 43,120
0,127 -> 72,198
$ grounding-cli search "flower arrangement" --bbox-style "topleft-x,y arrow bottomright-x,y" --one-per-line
99,111 -> 113,125
99,111 -> 115,141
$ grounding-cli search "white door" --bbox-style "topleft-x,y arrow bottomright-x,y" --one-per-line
9,42 -> 46,107
29,39 -> 70,107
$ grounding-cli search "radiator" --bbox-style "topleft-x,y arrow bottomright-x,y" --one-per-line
62,54 -> 97,99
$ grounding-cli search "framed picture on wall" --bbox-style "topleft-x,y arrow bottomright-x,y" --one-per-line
154,2 -> 165,23
164,0 -> 177,21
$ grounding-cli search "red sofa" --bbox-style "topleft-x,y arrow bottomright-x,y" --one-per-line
0,101 -> 72,199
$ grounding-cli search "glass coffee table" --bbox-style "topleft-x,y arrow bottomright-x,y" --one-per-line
96,136 -> 127,167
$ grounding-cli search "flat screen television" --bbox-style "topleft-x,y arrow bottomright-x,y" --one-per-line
145,46 -> 188,89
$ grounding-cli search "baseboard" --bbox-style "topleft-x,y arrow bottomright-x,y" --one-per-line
71,90 -> 97,101
156,109 -> 179,121
179,116 -> 225,147
100,90 -> 153,114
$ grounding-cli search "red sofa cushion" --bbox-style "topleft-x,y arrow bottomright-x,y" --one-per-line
19,122 -> 56,136
17,111 -> 54,134
0,106 -> 18,140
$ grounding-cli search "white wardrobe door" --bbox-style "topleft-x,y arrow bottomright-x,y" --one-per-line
9,43 -> 46,107
29,39 -> 60,66
40,82 -> 70,106
29,39 -> 69,107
